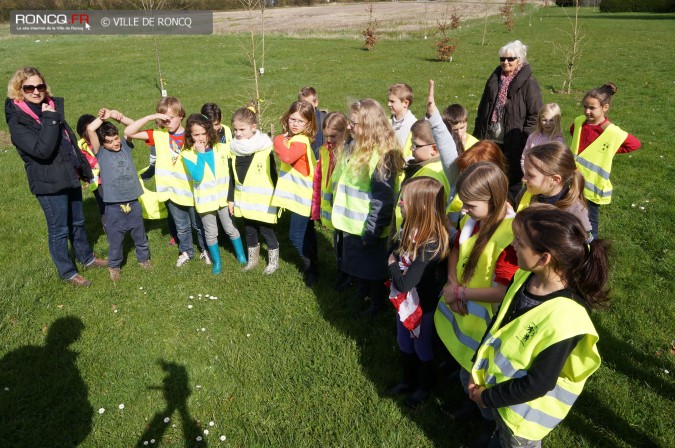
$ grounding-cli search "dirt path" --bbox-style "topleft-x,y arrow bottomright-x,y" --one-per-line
213,1 -> 504,36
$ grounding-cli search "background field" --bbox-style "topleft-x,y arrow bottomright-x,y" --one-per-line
0,4 -> 673,447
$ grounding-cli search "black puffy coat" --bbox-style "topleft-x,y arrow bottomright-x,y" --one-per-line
5,97 -> 92,195
473,64 -> 542,184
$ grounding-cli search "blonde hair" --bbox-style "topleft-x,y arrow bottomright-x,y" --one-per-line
534,103 -> 563,138
322,111 -> 350,161
410,119 -> 435,145
7,66 -> 52,100
388,83 -> 413,106
280,100 -> 317,140
456,162 -> 510,284
155,96 -> 185,128
348,99 -> 405,182
395,177 -> 450,261
525,141 -> 586,210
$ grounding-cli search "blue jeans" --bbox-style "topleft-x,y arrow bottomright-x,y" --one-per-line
587,200 -> 600,239
36,188 -> 94,280
105,200 -> 150,268
288,212 -> 317,262
165,201 -> 206,257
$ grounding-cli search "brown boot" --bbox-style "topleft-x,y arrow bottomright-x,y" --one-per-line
108,267 -> 121,281
66,274 -> 92,287
86,257 -> 108,269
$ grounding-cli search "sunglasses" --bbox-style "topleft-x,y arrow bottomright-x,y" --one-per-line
22,83 -> 47,94
499,57 -> 518,62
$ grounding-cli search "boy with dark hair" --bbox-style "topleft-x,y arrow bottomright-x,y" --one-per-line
298,86 -> 327,158
442,104 -> 478,151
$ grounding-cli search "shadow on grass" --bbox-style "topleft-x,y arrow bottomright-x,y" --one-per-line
135,360 -> 206,448
312,230 -> 482,447
0,316 -> 93,447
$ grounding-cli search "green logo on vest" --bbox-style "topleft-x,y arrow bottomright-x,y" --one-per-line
516,322 -> 538,346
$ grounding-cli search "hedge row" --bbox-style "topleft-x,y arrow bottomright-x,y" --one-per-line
599,0 -> 675,13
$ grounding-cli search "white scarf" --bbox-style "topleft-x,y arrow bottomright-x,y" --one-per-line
229,130 -> 273,157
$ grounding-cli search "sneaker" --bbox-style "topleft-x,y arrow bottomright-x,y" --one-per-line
200,251 -> 212,265
66,273 -> 92,287
176,252 -> 191,267
85,257 -> 108,269
139,259 -> 153,270
108,267 -> 121,281
168,237 -> 177,246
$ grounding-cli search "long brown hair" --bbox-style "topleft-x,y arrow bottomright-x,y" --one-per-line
513,204 -> 610,309
526,142 -> 586,210
457,162 -> 509,284
395,177 -> 450,261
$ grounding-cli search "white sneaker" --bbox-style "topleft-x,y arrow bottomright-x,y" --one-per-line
176,252 -> 191,267
200,250 -> 212,265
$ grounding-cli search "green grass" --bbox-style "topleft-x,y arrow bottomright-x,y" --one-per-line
1,6 -> 674,447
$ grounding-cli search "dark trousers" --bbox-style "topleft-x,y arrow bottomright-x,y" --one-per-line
36,187 -> 94,279
243,218 -> 279,249
105,200 -> 150,268
288,211 -> 317,262
587,200 -> 600,239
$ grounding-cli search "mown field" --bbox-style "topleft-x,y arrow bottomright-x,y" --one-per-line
0,5 -> 673,447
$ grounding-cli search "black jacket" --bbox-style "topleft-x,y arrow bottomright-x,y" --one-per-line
473,64 -> 542,180
5,97 -> 92,195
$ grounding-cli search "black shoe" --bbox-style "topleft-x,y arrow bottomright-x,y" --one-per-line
304,269 -> 319,287
442,399 -> 481,421
467,421 -> 497,448
359,301 -> 383,319
405,388 -> 431,409
334,273 -> 353,292
140,164 -> 155,180
384,382 -> 414,397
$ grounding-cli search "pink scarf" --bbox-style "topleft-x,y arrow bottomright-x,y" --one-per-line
491,67 -> 521,123
13,97 -> 56,124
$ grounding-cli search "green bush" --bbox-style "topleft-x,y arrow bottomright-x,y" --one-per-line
600,0 -> 675,12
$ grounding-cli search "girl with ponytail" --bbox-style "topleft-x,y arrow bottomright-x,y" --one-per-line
468,203 -> 610,446
517,141 -> 592,234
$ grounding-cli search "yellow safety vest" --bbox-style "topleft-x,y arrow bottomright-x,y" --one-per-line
394,160 -> 450,230
466,134 -> 479,150
516,189 -> 533,213
570,115 -> 628,205
77,138 -> 99,191
154,129 -> 194,206
232,148 -> 278,224
434,211 -> 515,371
332,152 -> 386,236
472,269 -> 600,440
182,143 -> 231,214
319,145 -> 336,230
272,134 -> 316,216
402,132 -> 413,161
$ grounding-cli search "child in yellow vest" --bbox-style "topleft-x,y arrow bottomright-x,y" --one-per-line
309,112 -> 352,291
272,101 -> 319,286
469,204 -> 608,447
125,97 -> 209,267
332,99 -> 406,317
229,106 -> 279,274
182,114 -> 247,275
517,141 -> 591,234
434,162 -> 518,422
570,82 -> 641,238
442,103 -> 479,153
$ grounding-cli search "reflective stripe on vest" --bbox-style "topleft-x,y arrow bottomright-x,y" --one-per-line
272,134 -> 315,216
154,129 -> 194,206
331,152 -> 379,236
319,145 -> 335,230
434,212 -> 515,371
182,143 -> 230,213
471,269 -> 601,440
571,115 -> 628,205
232,148 -> 278,224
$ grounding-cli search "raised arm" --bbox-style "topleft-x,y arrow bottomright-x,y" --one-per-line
85,115 -> 104,155
427,79 -> 459,185
125,113 -> 168,140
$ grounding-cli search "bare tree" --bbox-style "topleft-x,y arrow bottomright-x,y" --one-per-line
552,0 -> 584,93
240,0 -> 269,127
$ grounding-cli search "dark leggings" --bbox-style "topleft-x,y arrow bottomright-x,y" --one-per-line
243,218 -> 279,249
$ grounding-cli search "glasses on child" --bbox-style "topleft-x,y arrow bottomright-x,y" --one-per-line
289,118 -> 307,125
499,57 -> 518,62
411,142 -> 433,151
22,84 -> 47,93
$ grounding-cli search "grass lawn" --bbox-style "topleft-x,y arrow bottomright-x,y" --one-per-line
0,5 -> 673,447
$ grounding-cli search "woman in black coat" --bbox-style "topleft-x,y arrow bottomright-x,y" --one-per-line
5,67 -> 105,286
474,40 -> 543,197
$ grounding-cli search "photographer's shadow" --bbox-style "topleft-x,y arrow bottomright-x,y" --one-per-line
0,316 -> 93,447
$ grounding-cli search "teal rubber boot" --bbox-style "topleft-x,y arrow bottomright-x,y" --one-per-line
231,237 -> 247,265
207,244 -> 222,275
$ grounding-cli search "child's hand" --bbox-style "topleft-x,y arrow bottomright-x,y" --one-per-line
98,108 -> 112,120
154,113 -> 173,124
388,253 -> 397,266
195,142 -> 207,153
427,79 -> 438,117
467,377 -> 486,408
109,110 -> 124,122
228,201 -> 235,215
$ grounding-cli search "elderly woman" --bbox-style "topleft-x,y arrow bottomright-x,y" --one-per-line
474,40 -> 543,196
5,67 -> 106,286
